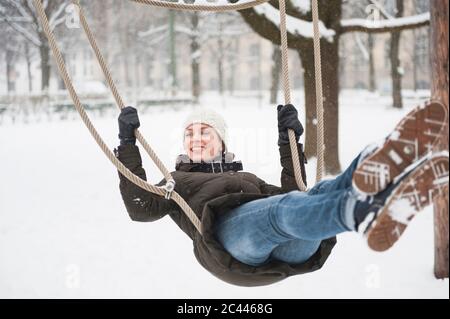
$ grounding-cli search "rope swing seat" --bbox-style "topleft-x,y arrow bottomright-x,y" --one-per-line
33,0 -> 330,286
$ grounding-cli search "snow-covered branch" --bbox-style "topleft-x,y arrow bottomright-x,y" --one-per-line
5,0 -> 33,21
175,25 -> 197,37
203,24 -> 250,40
354,33 -> 369,61
138,25 -> 168,38
144,32 -> 169,47
290,0 -> 311,14
0,7 -> 41,46
2,20 -> 41,46
254,3 -> 336,42
340,12 -> 430,34
369,0 -> 394,20
1,0 -> 70,48
0,16 -> 32,22
48,2 -> 68,30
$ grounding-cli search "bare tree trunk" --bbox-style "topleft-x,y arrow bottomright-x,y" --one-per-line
228,38 -> 239,96
6,48 -> 14,93
116,1 -> 130,89
430,0 -> 449,279
301,50 -> 316,158
368,34 -> 376,92
257,41 -> 263,107
413,29 -> 419,91
390,0 -> 404,108
122,23 -> 132,89
300,38 -> 341,175
190,12 -> 201,103
218,35 -> 224,96
133,54 -> 141,105
270,44 -> 281,104
39,42 -> 50,91
25,42 -> 33,93
122,56 -> 130,88
169,10 -> 177,96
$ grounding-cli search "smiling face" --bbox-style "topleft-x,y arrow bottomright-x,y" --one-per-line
183,123 -> 223,163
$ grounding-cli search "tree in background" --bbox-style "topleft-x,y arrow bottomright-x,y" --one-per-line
270,44 -> 282,104
240,0 -> 430,174
430,0 -> 449,280
0,0 -> 68,91
389,0 -> 405,109
2,25 -> 20,93
176,10 -> 249,100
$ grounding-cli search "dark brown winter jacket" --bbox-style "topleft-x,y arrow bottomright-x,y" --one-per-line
116,143 -> 336,287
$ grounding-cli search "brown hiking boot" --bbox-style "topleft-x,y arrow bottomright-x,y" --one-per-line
352,100 -> 448,195
359,154 -> 449,252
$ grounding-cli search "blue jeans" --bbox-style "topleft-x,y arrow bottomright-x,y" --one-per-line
214,154 -> 362,267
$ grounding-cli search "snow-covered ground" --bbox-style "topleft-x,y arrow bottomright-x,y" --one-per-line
0,90 -> 448,298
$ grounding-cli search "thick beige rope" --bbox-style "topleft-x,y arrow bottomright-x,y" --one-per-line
279,0 -> 307,191
130,0 -> 271,12
32,0 -> 203,234
311,0 -> 325,182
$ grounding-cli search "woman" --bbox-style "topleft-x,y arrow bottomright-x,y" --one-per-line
115,103 -> 447,287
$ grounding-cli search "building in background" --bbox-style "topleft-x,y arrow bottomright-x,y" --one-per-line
1,1 -> 430,96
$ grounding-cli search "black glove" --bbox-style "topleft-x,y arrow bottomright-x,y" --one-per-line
277,104 -> 304,146
118,106 -> 140,145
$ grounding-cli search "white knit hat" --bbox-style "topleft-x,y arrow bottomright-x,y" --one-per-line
182,108 -> 228,152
